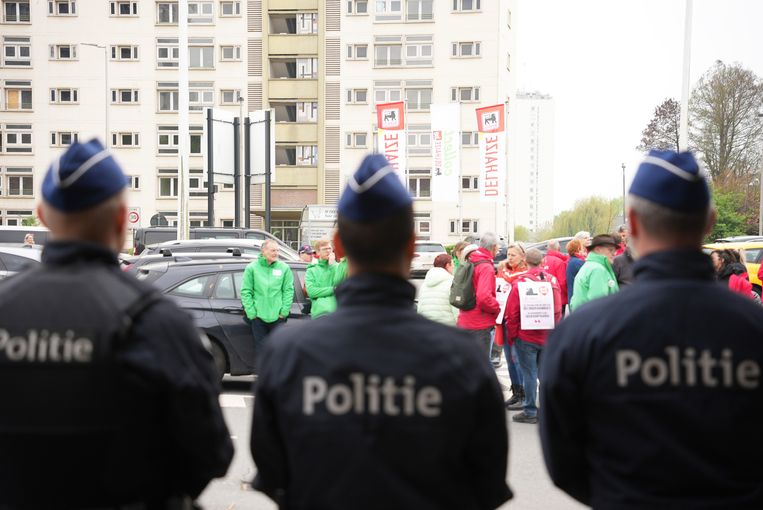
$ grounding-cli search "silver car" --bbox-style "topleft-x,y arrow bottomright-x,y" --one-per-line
0,246 -> 41,280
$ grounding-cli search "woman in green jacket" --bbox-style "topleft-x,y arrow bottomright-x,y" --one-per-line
569,234 -> 620,311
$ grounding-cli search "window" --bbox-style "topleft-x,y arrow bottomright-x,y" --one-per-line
50,131 -> 77,147
189,82 -> 214,111
406,0 -> 432,21
48,0 -> 75,16
190,130 -> 203,154
188,1 -> 213,23
346,88 -> 368,104
452,41 -> 480,57
452,0 -> 480,12
156,2 -> 178,24
408,169 -> 431,199
271,101 -> 317,123
374,44 -> 402,67
461,131 -> 478,146
3,125 -> 32,153
345,132 -> 367,148
7,174 -> 33,196
189,169 -> 206,192
221,219 -> 234,228
461,176 -> 479,190
297,102 -> 318,122
449,219 -> 478,234
157,82 -> 179,112
3,1 -> 30,22
220,45 -> 241,61
157,125 -> 204,154
111,45 -> 139,61
375,0 -> 401,21
189,40 -> 214,69
220,1 -> 240,16
407,125 -> 431,154
347,0 -> 368,14
346,44 -> 368,60
270,57 -> 318,79
405,88 -> 431,111
170,274 -> 215,297
414,214 -> 431,239
158,170 -> 179,197
276,145 -> 318,166
220,89 -> 240,105
213,272 -> 235,299
297,12 -> 318,33
4,82 -> 32,110
2,36 -> 31,67
269,12 -> 317,34
374,82 -> 402,103
375,35 -> 431,67
110,1 -> 137,15
451,86 -> 480,102
127,175 -> 140,189
50,88 -> 78,104
111,89 -> 139,104
157,38 -> 179,68
404,36 -> 433,66
49,44 -> 77,60
111,132 -> 140,148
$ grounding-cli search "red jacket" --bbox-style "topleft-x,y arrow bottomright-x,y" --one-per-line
457,247 -> 500,330
543,250 -> 568,306
505,267 -> 562,346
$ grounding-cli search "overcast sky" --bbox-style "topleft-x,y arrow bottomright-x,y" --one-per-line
516,0 -> 763,213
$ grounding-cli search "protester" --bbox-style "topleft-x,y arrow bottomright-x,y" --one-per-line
569,234 -> 619,311
496,242 -> 528,407
251,154 -> 512,509
0,140 -> 233,509
543,239 -> 568,309
240,239 -> 294,354
573,230 -> 592,247
613,239 -> 635,286
451,240 -> 468,271
565,239 -> 587,303
711,248 -> 755,299
305,239 -> 339,318
505,248 -> 562,424
541,149 -> 763,509
417,253 -> 459,326
456,233 -> 501,356
498,242 -> 528,283
615,224 -> 628,256
298,244 -> 315,263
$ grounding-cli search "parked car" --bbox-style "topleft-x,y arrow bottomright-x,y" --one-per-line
525,236 -> 575,255
141,238 -> 300,260
135,258 -> 310,379
132,227 -> 291,255
0,246 -> 41,280
714,235 -> 763,243
123,250 -> 261,274
0,226 -> 50,246
411,241 -> 447,276
703,241 -> 763,297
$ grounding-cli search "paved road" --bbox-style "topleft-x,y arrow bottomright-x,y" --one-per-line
199,368 -> 587,510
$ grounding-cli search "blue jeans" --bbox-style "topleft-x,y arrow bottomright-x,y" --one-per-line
504,343 -> 523,387
515,339 -> 543,416
251,317 -> 285,360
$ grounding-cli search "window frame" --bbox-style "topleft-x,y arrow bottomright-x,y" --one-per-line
49,44 -> 77,61
109,1 -> 138,16
4,84 -> 33,111
450,86 -> 480,103
346,88 -> 368,104
49,87 -> 79,105
2,36 -> 32,67
3,1 -> 31,23
187,1 -> 214,24
50,131 -> 78,147
6,173 -> 34,197
220,89 -> 240,105
110,45 -> 139,61
156,1 -> 178,24
347,0 -> 368,15
346,43 -> 368,61
220,45 -> 241,62
452,0 -> 480,12
345,132 -> 368,148
408,169 -> 431,199
219,1 -> 240,16
48,0 -> 76,16
451,41 -> 481,58
111,88 -> 139,105
111,132 -> 140,148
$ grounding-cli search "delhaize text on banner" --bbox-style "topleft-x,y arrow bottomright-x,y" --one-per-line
431,103 -> 460,203
475,104 -> 506,203
376,101 -> 407,184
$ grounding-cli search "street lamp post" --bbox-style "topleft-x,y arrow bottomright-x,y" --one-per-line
82,43 -> 108,144
621,163 -> 626,225
758,112 -> 763,236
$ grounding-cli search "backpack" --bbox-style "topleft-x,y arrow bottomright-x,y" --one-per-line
449,259 -> 491,310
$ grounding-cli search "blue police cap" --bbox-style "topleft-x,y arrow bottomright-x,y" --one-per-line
338,154 -> 412,222
42,139 -> 128,213
629,150 -> 710,212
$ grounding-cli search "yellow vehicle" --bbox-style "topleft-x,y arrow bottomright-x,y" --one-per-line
703,242 -> 763,296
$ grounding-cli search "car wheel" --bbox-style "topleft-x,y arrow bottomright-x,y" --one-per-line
209,340 -> 228,381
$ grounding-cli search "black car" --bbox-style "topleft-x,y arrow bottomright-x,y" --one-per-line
142,238 -> 300,260
135,258 -> 310,379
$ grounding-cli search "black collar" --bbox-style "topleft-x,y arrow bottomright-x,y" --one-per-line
633,249 -> 714,282
42,241 -> 119,267
336,272 -> 416,309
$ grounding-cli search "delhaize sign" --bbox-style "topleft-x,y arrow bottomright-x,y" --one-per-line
475,104 -> 506,203
376,101 -> 406,184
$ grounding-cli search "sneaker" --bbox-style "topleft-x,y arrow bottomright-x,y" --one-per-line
491,357 -> 502,368
512,411 -> 538,424
505,400 -> 524,411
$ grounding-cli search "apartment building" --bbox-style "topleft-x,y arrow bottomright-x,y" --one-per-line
245,0 -> 340,248
340,0 -> 517,243
0,0 -> 245,231
509,91 -> 554,231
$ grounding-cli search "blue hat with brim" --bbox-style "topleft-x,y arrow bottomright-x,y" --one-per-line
629,150 -> 710,213
42,139 -> 128,213
338,154 -> 412,222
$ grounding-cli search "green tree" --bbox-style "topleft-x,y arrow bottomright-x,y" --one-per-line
708,189 -> 748,241
21,216 -> 38,227
514,225 -> 531,242
637,98 -> 681,152
546,196 -> 622,238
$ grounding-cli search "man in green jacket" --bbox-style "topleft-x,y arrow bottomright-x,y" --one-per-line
305,239 -> 338,318
569,234 -> 620,311
241,239 -> 294,353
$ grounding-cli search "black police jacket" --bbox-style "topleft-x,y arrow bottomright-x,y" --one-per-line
251,272 -> 512,510
540,250 -> 763,510
0,242 -> 233,509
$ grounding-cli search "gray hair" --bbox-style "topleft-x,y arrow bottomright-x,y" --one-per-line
627,194 -> 712,241
618,224 -> 628,233
479,232 -> 498,250
574,231 -> 591,240
547,239 -> 560,251
525,248 -> 544,267
261,239 -> 278,251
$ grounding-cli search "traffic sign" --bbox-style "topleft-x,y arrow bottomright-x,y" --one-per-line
128,207 -> 140,225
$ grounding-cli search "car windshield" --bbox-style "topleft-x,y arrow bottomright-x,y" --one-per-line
416,244 -> 445,253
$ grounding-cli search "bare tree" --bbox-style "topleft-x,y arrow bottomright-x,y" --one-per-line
690,61 -> 763,182
636,98 -> 681,152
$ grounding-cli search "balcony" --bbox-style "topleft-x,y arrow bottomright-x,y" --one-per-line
274,166 -> 318,187
269,34 -> 318,55
268,79 -> 318,99
268,0 -> 318,10
275,123 -> 318,142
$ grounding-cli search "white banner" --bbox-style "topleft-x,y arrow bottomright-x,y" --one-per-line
431,103 -> 460,203
249,109 -> 276,184
518,280 -> 555,330
496,278 -> 512,325
476,104 -> 506,203
202,108 -> 236,185
376,101 -> 406,184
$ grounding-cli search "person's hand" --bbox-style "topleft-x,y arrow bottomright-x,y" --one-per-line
328,253 -> 336,265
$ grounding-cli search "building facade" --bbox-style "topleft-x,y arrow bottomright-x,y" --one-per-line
340,0 -> 516,243
0,0 -> 248,232
509,91 -> 554,231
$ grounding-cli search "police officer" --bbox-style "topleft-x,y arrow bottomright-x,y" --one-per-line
540,150 -> 763,509
0,140 -> 233,509
250,155 -> 512,510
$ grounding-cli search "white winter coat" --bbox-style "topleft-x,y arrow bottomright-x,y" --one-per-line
417,267 -> 459,326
